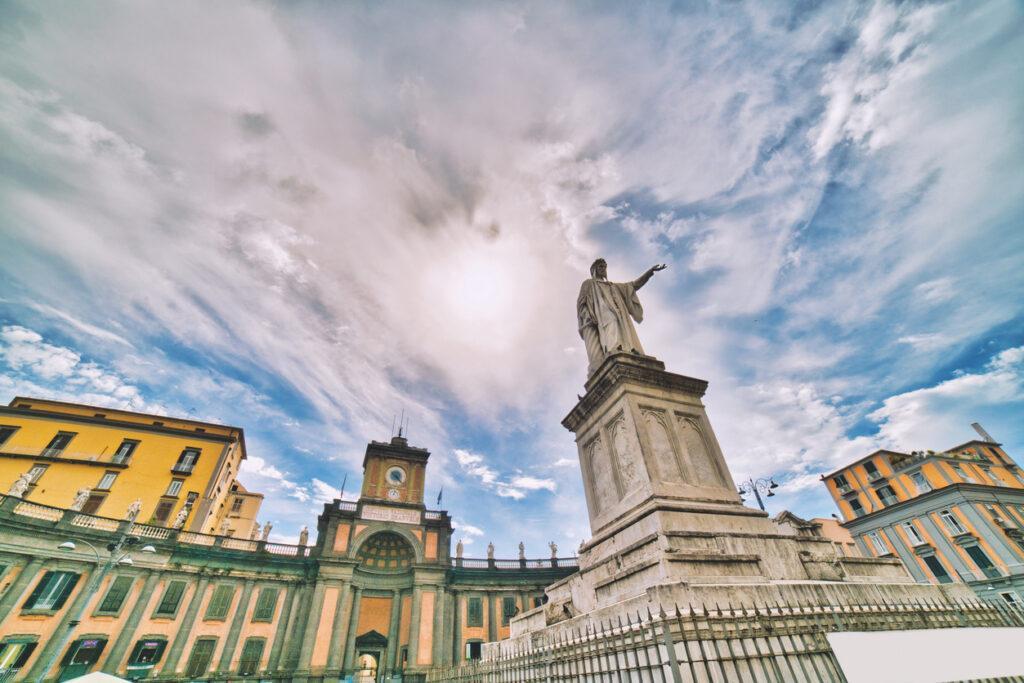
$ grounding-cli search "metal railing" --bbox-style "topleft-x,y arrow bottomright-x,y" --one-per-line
428,597 -> 1024,682
0,445 -> 125,465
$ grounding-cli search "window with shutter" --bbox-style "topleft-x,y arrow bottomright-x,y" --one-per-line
204,584 -> 234,621
237,637 -> 265,675
97,576 -> 134,614
151,501 -> 174,525
184,638 -> 217,678
251,587 -> 278,622
501,596 -> 517,625
23,571 -> 79,611
0,426 -> 18,449
466,597 -> 483,627
154,581 -> 187,617
0,641 -> 37,672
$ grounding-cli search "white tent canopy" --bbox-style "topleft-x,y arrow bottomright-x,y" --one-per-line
63,673 -> 131,683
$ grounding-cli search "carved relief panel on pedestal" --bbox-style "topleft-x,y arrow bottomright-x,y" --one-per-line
607,412 -> 644,496
584,436 -> 619,514
640,408 -> 686,484
675,413 -> 725,488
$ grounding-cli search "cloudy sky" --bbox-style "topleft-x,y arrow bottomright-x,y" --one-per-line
1,1 -> 1021,553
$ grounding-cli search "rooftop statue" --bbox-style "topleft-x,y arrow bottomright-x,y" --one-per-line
577,259 -> 666,376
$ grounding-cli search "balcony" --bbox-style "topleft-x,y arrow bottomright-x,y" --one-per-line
866,470 -> 885,482
836,483 -> 853,495
0,445 -> 129,468
170,463 -> 195,475
958,566 -> 1006,582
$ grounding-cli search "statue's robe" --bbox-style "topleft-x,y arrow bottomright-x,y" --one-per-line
577,277 -> 645,376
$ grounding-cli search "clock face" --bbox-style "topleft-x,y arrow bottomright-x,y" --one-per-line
386,466 -> 406,485
387,488 -> 400,500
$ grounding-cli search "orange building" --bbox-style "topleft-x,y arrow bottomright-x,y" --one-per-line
0,432 -> 575,680
823,425 -> 1024,605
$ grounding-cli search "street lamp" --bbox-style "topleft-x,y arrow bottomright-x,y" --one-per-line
36,535 -> 155,680
737,477 -> 779,512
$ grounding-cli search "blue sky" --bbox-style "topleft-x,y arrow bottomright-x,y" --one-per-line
0,1 -> 1022,554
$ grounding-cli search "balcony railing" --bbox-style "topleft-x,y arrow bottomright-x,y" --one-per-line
0,495 -> 311,558
958,566 -> 1006,582
451,556 -> 579,570
170,463 -> 195,475
0,445 -> 129,467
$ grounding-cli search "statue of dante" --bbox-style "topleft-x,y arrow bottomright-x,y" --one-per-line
577,259 -> 666,376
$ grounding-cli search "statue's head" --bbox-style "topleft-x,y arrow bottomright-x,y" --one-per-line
590,258 -> 607,280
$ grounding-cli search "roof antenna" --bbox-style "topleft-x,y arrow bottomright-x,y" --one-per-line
398,408 -> 405,438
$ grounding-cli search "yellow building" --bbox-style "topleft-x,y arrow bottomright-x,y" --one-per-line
823,427 -> 1024,603
0,397 -> 261,534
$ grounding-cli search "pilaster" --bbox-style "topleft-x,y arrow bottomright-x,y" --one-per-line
163,576 -> 210,673
267,583 -> 296,671
0,557 -> 44,624
217,579 -> 255,672
341,586 -> 363,671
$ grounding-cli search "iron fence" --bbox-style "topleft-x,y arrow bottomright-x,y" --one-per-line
427,597 -> 1024,682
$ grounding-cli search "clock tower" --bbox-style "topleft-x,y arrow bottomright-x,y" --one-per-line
359,434 -> 429,506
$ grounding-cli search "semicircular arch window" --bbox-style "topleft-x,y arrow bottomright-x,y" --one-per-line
356,532 -> 415,570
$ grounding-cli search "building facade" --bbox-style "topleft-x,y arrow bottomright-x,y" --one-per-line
824,428 -> 1024,605
0,397 -> 262,536
0,433 -> 576,681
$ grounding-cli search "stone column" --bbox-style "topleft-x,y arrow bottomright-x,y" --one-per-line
431,586 -> 445,666
326,581 -> 351,672
26,565 -> 95,681
163,576 -> 210,673
0,557 -> 45,624
451,590 -> 461,664
217,579 -> 255,672
296,580 -> 328,671
486,592 -> 496,642
281,582 -> 315,670
407,585 -> 422,667
266,583 -> 296,671
385,589 -> 402,671
341,586 -> 363,672
102,571 -> 159,674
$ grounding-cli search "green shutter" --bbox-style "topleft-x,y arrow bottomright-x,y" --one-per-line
204,584 -> 234,620
155,580 -> 187,616
50,572 -> 80,610
98,576 -> 134,613
184,638 -> 217,678
237,638 -> 265,675
251,587 -> 278,622
467,597 -> 482,627
22,571 -> 53,609
502,596 -> 517,625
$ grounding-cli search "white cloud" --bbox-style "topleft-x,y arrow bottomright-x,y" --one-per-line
869,346 -> 1024,451
897,334 -> 951,352
509,475 -> 557,492
452,518 -> 484,539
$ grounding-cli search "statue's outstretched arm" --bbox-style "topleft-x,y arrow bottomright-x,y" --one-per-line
633,263 -> 667,290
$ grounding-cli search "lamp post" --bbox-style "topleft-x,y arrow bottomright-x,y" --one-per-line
737,477 -> 779,512
36,533 -> 155,681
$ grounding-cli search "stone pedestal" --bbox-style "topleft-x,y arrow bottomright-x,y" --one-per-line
529,352 -> 971,627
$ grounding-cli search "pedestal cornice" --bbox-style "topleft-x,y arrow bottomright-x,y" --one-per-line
562,353 -> 708,432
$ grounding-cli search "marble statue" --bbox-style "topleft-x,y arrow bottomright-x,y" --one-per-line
125,499 -> 142,521
456,539 -> 464,558
172,505 -> 191,530
299,525 -> 309,546
549,541 -> 558,558
251,523 -> 261,540
577,259 -> 666,376
7,473 -> 31,498
261,521 -> 273,541
518,542 -> 526,560
69,487 -> 91,511
487,542 -> 495,560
